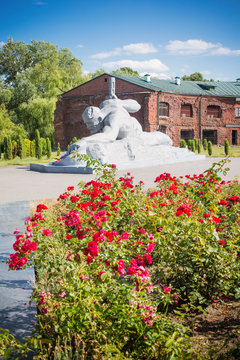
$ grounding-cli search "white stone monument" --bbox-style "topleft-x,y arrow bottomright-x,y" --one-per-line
30,77 -> 204,173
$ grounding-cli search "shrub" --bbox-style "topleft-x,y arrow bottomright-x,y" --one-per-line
35,130 -> 42,160
224,139 -> 229,156
25,139 -> 31,157
194,138 -> 198,149
41,138 -> 47,156
3,136 -> 8,159
30,140 -> 35,158
57,142 -> 61,156
197,139 -> 201,153
203,138 -> 208,151
7,156 -> 240,359
5,137 -> 12,160
12,141 -> 17,158
180,139 -> 187,148
208,140 -> 212,156
187,139 -> 191,150
16,135 -> 23,158
46,138 -> 52,159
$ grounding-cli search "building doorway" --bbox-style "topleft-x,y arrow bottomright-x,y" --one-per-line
232,130 -> 238,145
203,130 -> 217,145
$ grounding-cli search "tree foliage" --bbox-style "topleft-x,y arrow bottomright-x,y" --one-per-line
111,67 -> 139,77
182,72 -> 214,82
0,40 -> 90,140
0,104 -> 26,141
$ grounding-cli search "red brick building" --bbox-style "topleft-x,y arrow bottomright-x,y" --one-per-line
54,73 -> 240,148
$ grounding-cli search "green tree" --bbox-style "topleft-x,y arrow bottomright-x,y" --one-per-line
6,136 -> 12,160
30,140 -> 35,157
182,72 -> 214,82
197,139 -> 201,153
224,139 -> 229,156
0,104 -> 25,140
208,141 -> 213,156
46,137 -> 52,159
203,138 -> 208,151
35,129 -> 42,159
180,139 -> 187,148
90,68 -> 106,79
111,67 -> 139,77
0,40 -> 90,140
16,135 -> 23,158
57,142 -> 61,156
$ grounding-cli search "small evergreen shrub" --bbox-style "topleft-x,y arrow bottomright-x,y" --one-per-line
25,139 -> 31,157
191,140 -> 196,152
197,139 -> 201,153
3,136 -> 8,159
194,138 -> 198,149
41,138 -> 47,156
57,142 -> 61,156
180,139 -> 187,148
187,139 -> 192,150
6,137 -> 12,160
224,139 -> 229,156
46,138 -> 52,159
208,140 -> 212,156
203,138 -> 208,151
30,140 -> 35,157
35,130 -> 42,159
12,141 -> 17,158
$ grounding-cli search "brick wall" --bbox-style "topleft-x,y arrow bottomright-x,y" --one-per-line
54,75 -> 240,148
54,74 -> 153,148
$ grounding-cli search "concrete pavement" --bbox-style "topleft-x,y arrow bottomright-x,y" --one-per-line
0,157 -> 240,205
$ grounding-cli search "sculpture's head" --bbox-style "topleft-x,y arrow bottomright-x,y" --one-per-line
82,106 -> 103,133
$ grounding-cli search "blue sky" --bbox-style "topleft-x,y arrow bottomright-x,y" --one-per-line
1,0 -> 240,81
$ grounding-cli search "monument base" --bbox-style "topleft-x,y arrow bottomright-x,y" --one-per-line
30,143 -> 205,174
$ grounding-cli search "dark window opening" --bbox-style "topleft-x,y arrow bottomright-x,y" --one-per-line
203,130 -> 217,145
181,104 -> 193,117
180,129 -> 194,141
232,130 -> 238,145
104,78 -> 108,82
159,125 -> 167,134
159,102 -> 169,117
207,105 -> 221,118
236,107 -> 240,117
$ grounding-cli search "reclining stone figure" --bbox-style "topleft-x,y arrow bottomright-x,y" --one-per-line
55,96 -> 172,166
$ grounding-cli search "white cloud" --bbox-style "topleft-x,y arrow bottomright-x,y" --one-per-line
166,39 -> 219,55
91,42 -> 158,59
122,43 -> 158,55
102,59 -> 169,74
76,44 -> 83,49
140,72 -> 171,79
33,1 -> 47,4
211,47 -> 240,56
0,41 -> 5,47
166,39 -> 240,56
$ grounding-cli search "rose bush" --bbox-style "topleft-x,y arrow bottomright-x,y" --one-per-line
5,157 -> 240,359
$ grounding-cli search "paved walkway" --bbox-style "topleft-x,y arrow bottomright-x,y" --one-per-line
0,158 -> 240,205
0,157 -> 239,344
0,201 -> 36,341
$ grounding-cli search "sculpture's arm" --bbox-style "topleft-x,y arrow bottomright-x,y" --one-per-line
83,122 -> 119,143
121,99 -> 141,113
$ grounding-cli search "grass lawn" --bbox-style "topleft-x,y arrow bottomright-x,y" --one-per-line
201,145 -> 240,157
0,146 -> 240,167
0,151 -> 58,167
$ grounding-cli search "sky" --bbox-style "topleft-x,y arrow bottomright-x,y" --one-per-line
0,0 -> 240,81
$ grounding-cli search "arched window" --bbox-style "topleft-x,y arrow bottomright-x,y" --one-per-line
181,104 -> 193,117
207,105 -> 221,118
159,102 -> 169,117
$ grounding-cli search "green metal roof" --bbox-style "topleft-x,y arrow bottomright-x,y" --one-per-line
108,73 -> 240,98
